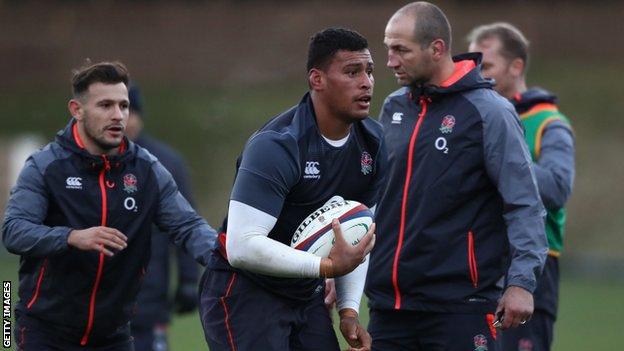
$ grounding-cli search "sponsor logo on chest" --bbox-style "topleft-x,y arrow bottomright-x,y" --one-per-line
65,177 -> 82,190
304,161 -> 321,179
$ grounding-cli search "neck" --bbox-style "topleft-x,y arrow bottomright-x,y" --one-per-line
76,122 -> 119,156
430,56 -> 456,86
310,92 -> 352,140
505,80 -> 528,100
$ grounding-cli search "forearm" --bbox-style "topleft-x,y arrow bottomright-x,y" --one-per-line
227,234 -> 321,278
505,214 -> 547,293
168,218 -> 216,266
2,218 -> 71,256
226,200 -> 321,278
153,160 -> 217,266
335,254 -> 369,312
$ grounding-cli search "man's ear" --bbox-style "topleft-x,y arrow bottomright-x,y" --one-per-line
308,68 -> 325,91
68,99 -> 83,121
509,58 -> 525,78
430,39 -> 448,61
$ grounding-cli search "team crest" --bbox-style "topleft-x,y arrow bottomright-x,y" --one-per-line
123,174 -> 138,194
360,151 -> 373,175
473,334 -> 488,351
439,115 -> 456,134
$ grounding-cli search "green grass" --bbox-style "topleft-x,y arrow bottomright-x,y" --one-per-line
169,278 -> 624,350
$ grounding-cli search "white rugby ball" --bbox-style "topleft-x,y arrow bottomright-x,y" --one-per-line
290,199 -> 373,258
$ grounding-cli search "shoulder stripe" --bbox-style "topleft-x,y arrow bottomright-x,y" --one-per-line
534,116 -> 563,158
520,103 -> 558,120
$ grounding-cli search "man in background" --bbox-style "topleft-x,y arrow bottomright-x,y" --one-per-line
126,84 -> 200,351
468,22 -> 575,351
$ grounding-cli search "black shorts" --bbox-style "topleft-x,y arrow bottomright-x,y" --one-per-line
369,308 -> 499,351
14,314 -> 133,351
199,268 -> 340,351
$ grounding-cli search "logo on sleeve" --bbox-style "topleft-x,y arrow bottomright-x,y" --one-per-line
360,151 -> 373,175
65,177 -> 82,189
391,112 -> 403,124
304,162 -> 321,179
123,174 -> 138,194
439,115 -> 456,134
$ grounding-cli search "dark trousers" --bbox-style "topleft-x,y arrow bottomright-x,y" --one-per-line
501,256 -> 559,351
200,268 -> 339,351
500,311 -> 554,351
369,308 -> 500,351
14,315 -> 134,351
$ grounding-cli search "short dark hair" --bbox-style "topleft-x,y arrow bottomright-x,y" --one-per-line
467,22 -> 530,70
307,28 -> 368,72
71,60 -> 129,97
397,2 -> 452,50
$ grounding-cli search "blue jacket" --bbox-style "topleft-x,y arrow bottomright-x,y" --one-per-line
2,120 -> 216,345
366,53 -> 547,313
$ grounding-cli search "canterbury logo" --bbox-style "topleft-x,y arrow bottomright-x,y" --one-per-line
303,161 -> 320,179
66,177 -> 82,189
391,112 -> 403,124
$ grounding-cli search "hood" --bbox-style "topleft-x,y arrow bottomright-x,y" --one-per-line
511,87 -> 558,114
55,119 -> 136,172
409,52 -> 493,101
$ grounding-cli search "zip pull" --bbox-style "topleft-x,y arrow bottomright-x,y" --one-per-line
101,155 -> 111,171
418,95 -> 431,107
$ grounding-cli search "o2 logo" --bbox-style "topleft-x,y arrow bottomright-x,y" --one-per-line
435,137 -> 449,154
124,197 -> 139,212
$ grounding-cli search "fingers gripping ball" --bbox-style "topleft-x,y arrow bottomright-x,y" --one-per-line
290,199 -> 373,258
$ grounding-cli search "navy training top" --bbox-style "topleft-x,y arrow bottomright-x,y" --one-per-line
209,92 -> 387,300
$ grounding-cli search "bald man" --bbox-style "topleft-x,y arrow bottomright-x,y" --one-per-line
365,3 -> 548,350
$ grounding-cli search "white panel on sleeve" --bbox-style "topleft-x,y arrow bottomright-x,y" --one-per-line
226,200 -> 322,278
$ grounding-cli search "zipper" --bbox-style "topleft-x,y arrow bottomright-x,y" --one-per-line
391,96 -> 429,309
80,155 -> 111,346
26,258 -> 48,309
467,230 -> 478,288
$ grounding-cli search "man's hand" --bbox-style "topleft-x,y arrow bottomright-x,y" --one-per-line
174,283 -> 198,314
67,226 -> 127,257
320,219 -> 375,278
324,278 -> 336,310
339,309 -> 371,351
495,285 -> 534,329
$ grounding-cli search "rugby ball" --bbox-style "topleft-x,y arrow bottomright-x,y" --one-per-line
290,198 -> 373,258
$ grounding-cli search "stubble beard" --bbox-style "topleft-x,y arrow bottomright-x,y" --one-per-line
83,117 -> 121,152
